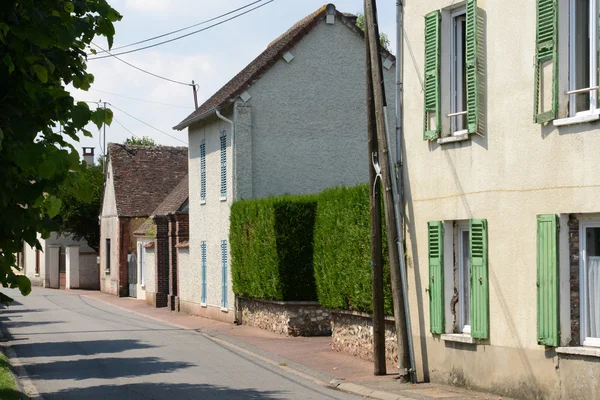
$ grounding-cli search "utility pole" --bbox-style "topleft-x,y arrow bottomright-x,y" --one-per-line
366,24 -> 386,376
364,0 -> 415,381
102,101 -> 107,175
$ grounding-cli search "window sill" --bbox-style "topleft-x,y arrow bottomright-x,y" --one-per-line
556,346 -> 600,358
553,113 -> 600,127
221,307 -> 229,313
104,269 -> 111,275
201,303 -> 207,308
200,200 -> 206,205
437,133 -> 470,145
441,333 -> 476,344
34,274 -> 40,277
219,197 -> 227,202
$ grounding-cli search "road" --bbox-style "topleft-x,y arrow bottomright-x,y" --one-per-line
0,288 -> 362,400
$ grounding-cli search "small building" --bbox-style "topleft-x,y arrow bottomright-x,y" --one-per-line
173,4 -> 396,322
99,143 -> 187,297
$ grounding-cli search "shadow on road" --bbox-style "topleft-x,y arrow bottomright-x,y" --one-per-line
9,339 -> 155,358
0,318 -> 66,329
46,382 -> 287,400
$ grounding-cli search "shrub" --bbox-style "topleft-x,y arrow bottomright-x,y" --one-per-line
313,185 -> 393,315
230,195 -> 318,301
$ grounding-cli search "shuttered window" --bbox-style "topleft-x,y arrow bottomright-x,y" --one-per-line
428,221 -> 444,334
200,140 -> 206,202
534,0 -> 558,123
537,214 -> 559,346
465,0 -> 478,134
201,241 -> 207,304
470,219 -> 489,339
220,131 -> 227,198
221,240 -> 228,308
424,11 -> 441,140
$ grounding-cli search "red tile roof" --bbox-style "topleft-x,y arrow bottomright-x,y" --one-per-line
108,143 -> 188,217
151,174 -> 189,216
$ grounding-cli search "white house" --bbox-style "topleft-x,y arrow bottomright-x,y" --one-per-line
173,4 -> 396,322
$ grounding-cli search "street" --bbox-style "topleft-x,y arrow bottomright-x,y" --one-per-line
0,288 -> 362,400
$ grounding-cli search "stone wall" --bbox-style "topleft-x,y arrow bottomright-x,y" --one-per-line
239,298 -> 330,337
330,310 -> 397,364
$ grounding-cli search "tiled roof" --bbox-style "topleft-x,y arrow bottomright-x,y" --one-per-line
108,143 -> 188,217
174,4 -> 391,130
151,174 -> 189,216
133,218 -> 154,237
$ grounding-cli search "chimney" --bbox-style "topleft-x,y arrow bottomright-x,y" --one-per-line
83,147 -> 95,165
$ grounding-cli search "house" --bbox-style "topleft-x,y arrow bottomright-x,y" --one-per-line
402,0 -> 600,398
99,143 -> 188,298
133,175 -> 189,308
173,4 -> 396,322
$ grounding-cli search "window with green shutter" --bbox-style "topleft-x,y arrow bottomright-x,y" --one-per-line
470,219 -> 489,339
537,214 -> 559,346
424,11 -> 441,140
428,221 -> 444,334
534,0 -> 558,123
465,0 -> 478,134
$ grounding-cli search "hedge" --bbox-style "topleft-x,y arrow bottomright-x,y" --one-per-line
230,195 -> 318,301
313,185 -> 393,315
230,184 -> 393,315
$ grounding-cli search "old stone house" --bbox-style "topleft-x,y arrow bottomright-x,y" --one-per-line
99,143 -> 187,297
402,0 -> 600,398
173,4 -> 396,322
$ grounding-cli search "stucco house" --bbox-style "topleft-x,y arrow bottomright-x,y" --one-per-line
173,4 -> 396,322
402,0 -> 600,398
99,143 -> 187,297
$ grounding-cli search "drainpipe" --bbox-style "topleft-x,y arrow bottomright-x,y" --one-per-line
216,109 -> 236,202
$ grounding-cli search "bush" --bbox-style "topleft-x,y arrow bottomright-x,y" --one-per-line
313,185 -> 393,315
230,195 -> 318,301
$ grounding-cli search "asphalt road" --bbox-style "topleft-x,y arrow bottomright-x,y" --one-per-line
0,288 -> 362,400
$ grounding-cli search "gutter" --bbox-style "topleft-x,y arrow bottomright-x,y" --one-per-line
172,107 -> 218,131
215,109 -> 236,202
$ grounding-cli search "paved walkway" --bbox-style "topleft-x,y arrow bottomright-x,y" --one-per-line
74,289 -> 512,400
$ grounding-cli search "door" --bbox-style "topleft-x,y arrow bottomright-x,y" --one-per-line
128,253 -> 137,298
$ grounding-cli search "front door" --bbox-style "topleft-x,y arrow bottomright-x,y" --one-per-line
128,253 -> 137,298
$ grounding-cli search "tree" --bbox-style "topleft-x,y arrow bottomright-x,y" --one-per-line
0,0 -> 121,303
355,13 -> 390,50
54,163 -> 104,251
124,136 -> 156,146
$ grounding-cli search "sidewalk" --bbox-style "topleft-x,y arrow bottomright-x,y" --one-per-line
75,290 -> 511,400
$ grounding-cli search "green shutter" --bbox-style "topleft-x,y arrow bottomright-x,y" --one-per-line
537,214 -> 559,346
428,221 -> 444,334
465,0 -> 478,134
470,219 -> 489,339
533,0 -> 558,123
424,11 -> 441,140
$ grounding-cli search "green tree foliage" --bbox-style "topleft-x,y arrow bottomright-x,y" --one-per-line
54,163 -> 104,251
0,0 -> 121,303
124,136 -> 157,146
355,12 -> 390,50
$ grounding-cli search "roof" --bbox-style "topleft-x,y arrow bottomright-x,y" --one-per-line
150,174 -> 189,216
108,143 -> 188,217
133,218 -> 154,237
174,4 -> 392,130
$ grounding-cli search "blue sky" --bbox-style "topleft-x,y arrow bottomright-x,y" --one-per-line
71,0 -> 399,157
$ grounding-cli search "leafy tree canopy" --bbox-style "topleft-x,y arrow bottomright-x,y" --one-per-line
0,0 -> 121,304
355,12 -> 390,50
124,136 -> 156,146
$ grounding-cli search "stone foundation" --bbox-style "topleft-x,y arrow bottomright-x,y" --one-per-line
331,310 -> 397,364
239,297 -> 330,337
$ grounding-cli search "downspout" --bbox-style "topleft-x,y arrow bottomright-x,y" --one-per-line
216,109 -> 236,202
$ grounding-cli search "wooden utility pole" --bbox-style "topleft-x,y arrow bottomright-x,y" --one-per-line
363,0 -> 410,378
366,24 -> 386,376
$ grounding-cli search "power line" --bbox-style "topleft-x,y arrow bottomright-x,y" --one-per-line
91,0 -> 266,55
109,103 -> 188,145
90,42 -> 193,87
112,117 -> 139,140
89,89 -> 193,109
88,0 -> 275,60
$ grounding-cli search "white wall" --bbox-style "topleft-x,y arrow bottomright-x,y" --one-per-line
100,160 -> 120,295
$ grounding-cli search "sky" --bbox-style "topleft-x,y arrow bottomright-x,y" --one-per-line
71,0 -> 399,159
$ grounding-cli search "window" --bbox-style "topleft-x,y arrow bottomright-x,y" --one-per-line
200,140 -> 206,203
137,242 -> 145,286
220,131 -> 227,199
450,10 -> 467,135
106,239 -> 111,272
35,249 -> 40,275
457,224 -> 471,334
569,0 -> 598,116
580,221 -> 600,347
221,240 -> 228,308
201,241 -> 207,304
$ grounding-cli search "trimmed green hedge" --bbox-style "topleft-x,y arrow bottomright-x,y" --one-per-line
313,185 -> 393,315
230,184 -> 392,314
230,196 -> 318,301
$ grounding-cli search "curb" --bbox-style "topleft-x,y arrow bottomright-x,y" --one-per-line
79,293 -> 412,400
